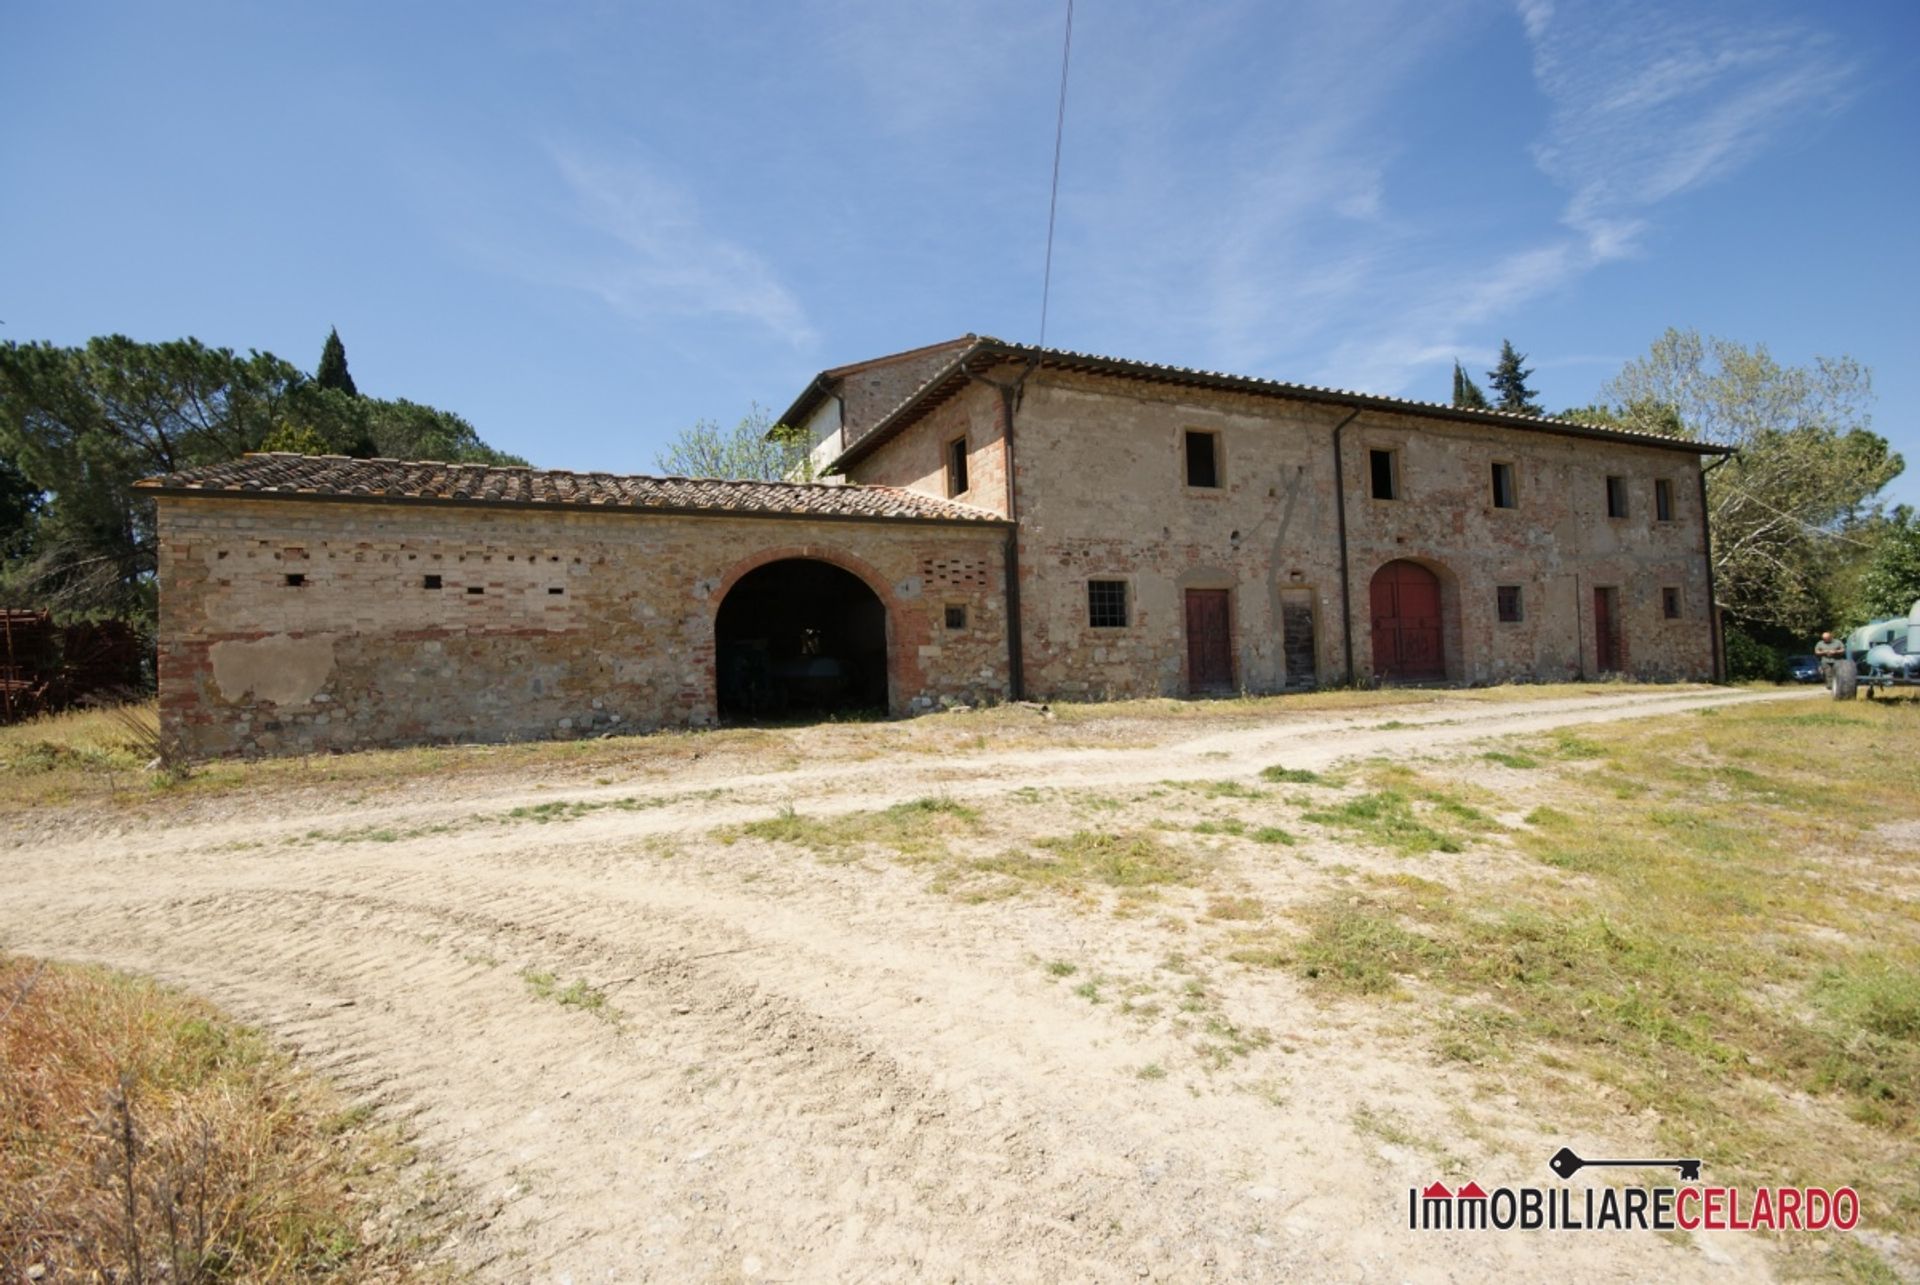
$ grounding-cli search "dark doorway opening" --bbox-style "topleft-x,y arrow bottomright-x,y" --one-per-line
1369,560 -> 1446,681
1185,588 -> 1234,692
716,559 -> 888,720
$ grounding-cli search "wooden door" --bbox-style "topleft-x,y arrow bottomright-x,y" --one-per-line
1280,588 -> 1317,689
1185,589 -> 1233,692
1594,586 -> 1621,673
1369,560 -> 1445,681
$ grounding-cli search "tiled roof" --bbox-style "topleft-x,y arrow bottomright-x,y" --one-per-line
825,335 -> 1734,471
136,454 -> 1009,525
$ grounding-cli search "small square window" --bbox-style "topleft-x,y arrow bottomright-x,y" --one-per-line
284,573 -> 305,588
1185,430 -> 1220,488
1606,475 -> 1629,518
1088,579 -> 1129,628
944,604 -> 967,630
1497,585 -> 1523,623
1369,449 -> 1398,500
946,435 -> 970,497
1655,478 -> 1674,521
1662,587 -> 1681,619
1491,461 -> 1517,509
423,574 -> 443,590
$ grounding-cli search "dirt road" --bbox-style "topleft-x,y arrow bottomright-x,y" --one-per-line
0,686 -> 1815,1281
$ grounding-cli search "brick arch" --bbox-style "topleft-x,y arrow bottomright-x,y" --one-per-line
707,543 -> 916,718
712,543 -> 903,613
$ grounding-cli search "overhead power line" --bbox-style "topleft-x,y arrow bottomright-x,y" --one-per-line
1038,0 -> 1074,347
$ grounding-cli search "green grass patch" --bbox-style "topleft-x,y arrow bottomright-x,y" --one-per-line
1160,778 -> 1267,799
730,796 -> 981,863
1259,699 -> 1920,1266
505,795 -> 667,823
971,829 -> 1204,893
520,969 -> 613,1019
1302,790 -> 1465,854
1481,749 -> 1540,769
1259,765 -> 1327,785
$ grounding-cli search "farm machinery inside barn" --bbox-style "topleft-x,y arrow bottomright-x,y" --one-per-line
1830,598 -> 1920,699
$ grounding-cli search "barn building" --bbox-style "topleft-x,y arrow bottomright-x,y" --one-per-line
142,335 -> 1730,757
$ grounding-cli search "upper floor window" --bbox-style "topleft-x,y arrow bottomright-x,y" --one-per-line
945,435 -> 969,497
1491,461 -> 1517,510
1088,579 -> 1129,628
1606,475 -> 1629,519
1662,587 -> 1681,619
1497,585 -> 1523,623
1185,430 -> 1220,488
1369,448 -> 1399,500
1654,478 -> 1674,522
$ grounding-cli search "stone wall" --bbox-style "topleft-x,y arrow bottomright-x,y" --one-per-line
849,366 -> 1714,697
845,389 -> 1010,517
156,497 -> 1011,757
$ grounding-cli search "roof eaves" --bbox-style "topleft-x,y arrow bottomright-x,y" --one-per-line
829,338 -> 1733,468
774,335 -> 979,438
137,481 -> 1012,527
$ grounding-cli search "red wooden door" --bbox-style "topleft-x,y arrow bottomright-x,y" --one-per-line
1594,587 -> 1621,673
1369,561 -> 1445,681
1185,589 -> 1233,692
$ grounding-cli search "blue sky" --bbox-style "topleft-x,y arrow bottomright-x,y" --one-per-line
5,1 -> 1915,503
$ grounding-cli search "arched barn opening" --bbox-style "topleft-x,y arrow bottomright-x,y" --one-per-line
715,558 -> 889,721
1369,559 -> 1447,682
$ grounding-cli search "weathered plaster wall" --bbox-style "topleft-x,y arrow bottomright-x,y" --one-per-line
156,498 -> 1010,758
988,366 -> 1711,698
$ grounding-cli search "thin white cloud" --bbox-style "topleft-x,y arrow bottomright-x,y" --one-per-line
1523,1 -> 1855,259
1247,0 -> 1852,396
543,146 -> 816,347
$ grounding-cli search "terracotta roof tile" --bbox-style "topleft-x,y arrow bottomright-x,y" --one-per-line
136,454 -> 1008,525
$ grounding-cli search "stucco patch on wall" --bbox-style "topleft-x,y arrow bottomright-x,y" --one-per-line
209,634 -> 338,706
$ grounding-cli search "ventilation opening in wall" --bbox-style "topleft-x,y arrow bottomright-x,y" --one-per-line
467,585 -> 485,596
284,573 -> 305,588
423,574 -> 443,590
548,586 -> 564,595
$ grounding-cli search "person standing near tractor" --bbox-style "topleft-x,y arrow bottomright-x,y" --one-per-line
1814,631 -> 1846,685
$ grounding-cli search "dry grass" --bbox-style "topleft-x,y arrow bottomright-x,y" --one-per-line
1231,698 -> 1920,1276
0,956 -> 448,1281
0,682 -> 1719,819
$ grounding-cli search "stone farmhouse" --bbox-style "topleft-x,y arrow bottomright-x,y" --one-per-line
142,335 -> 1730,757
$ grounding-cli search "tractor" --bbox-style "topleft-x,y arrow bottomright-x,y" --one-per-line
1830,597 -> 1920,700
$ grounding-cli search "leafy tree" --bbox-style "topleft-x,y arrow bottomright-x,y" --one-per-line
1852,506 -> 1920,621
0,334 -> 522,622
1451,361 -> 1490,410
655,404 -> 811,480
1596,328 -> 1902,635
0,454 -> 47,600
259,422 -> 331,454
315,327 -> 358,396
1486,340 -> 1543,415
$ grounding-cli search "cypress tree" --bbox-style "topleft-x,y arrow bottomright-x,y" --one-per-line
1486,340 -> 1543,415
315,327 -> 358,397
1452,360 -> 1490,410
